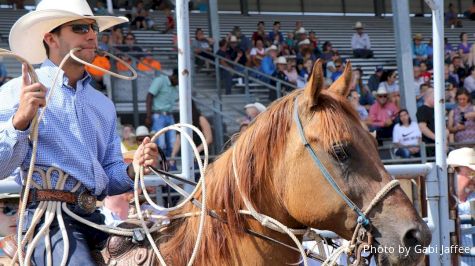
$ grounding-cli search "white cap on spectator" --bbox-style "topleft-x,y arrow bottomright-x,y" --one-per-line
353,21 -> 364,29
376,86 -> 388,95
265,45 -> 278,54
296,27 -> 306,34
447,147 -> 475,171
136,126 -> 150,137
298,39 -> 310,46
275,56 -> 287,65
229,35 -> 238,42
244,102 -> 266,113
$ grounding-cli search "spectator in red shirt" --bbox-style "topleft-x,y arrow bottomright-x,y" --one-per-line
368,87 -> 399,145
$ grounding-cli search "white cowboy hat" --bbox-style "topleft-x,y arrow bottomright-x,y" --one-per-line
376,85 -> 389,95
447,147 -> 475,171
244,102 -> 266,113
353,21 -> 364,29
265,45 -> 278,54
296,27 -> 306,34
135,125 -> 151,137
0,193 -> 20,201
9,0 -> 128,64
298,39 -> 310,46
275,56 -> 287,65
229,35 -> 238,42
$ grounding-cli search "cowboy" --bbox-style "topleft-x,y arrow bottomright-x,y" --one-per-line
351,21 -> 373,58
0,0 -> 160,264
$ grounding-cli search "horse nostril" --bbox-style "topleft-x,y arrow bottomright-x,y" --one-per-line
402,229 -> 422,248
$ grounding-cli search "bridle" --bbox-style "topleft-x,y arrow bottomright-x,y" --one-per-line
292,96 -> 401,264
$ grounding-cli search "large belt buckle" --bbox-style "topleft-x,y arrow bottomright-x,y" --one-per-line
77,191 -> 96,214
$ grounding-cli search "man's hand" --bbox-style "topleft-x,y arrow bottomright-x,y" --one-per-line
12,63 -> 48,131
130,137 -> 159,178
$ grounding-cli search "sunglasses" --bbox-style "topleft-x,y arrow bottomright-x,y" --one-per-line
65,23 -> 99,34
1,206 -> 17,216
335,65 -> 342,68
377,95 -> 388,98
125,37 -> 135,40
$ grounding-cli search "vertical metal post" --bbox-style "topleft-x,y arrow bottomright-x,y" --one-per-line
131,79 -> 139,128
208,0 -> 220,53
341,0 -> 346,15
426,164 -> 441,266
300,0 -> 305,14
431,1 -> 452,265
106,0 -> 113,14
176,0 -> 194,191
391,0 -> 417,120
212,98 -> 224,152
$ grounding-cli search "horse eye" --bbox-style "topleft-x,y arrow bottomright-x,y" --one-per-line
332,144 -> 349,162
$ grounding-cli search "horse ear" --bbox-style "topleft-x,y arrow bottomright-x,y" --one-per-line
329,60 -> 352,97
304,59 -> 325,107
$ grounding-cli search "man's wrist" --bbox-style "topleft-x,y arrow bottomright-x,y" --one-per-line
127,163 -> 135,179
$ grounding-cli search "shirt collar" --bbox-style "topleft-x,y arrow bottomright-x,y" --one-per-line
41,59 -> 92,90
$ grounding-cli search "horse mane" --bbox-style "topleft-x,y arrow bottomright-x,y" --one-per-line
159,89 -> 362,264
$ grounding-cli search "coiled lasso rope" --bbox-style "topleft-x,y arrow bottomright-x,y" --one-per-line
0,47 -> 138,266
132,123 -> 209,266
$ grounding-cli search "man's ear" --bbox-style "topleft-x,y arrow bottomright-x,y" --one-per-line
43,33 -> 59,51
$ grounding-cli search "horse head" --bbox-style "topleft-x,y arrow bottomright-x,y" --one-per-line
273,59 -> 431,265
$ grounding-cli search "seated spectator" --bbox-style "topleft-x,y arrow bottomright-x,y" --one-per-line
445,63 -> 459,88
121,124 -> 139,152
244,102 -> 266,122
268,21 -> 284,45
446,3 -> 462,28
0,59 -> 8,86
294,27 -> 308,52
413,33 -> 429,65
416,88 -> 436,156
445,37 -> 456,63
392,109 -> 422,158
414,65 -> 426,105
284,56 -> 299,85
464,66 -> 475,98
351,22 -> 373,58
250,39 -> 265,68
453,56 -> 467,87
298,58 -> 314,87
379,69 -> 400,108
296,39 -> 316,68
110,26 -> 124,46
351,68 -> 374,110
0,193 -> 19,237
331,59 -> 344,82
162,8 -> 175,34
252,21 -> 267,46
367,65 -> 384,92
119,32 -> 144,56
98,33 -> 111,52
284,32 -> 296,53
192,28 -> 214,68
368,87 -> 399,145
137,49 -> 162,72
216,39 -> 233,94
465,1 -> 475,20
459,32 -> 471,64
321,41 -> 335,62
448,89 -> 475,144
131,1 -> 149,30
270,56 -> 291,100
231,26 -> 252,53
228,35 -> 247,67
259,45 -> 278,76
420,62 -> 432,83
348,89 -> 369,123
94,1 -> 108,15
85,53 -> 111,92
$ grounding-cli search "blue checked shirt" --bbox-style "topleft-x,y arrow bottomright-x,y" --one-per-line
0,59 -> 133,199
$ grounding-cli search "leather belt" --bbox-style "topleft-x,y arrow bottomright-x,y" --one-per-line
26,189 -> 97,214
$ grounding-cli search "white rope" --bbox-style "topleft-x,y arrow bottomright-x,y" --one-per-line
132,123 -> 210,266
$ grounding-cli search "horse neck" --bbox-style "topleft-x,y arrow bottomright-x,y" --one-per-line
160,149 -> 303,265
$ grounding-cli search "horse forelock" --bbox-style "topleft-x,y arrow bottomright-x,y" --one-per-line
159,89 -> 367,264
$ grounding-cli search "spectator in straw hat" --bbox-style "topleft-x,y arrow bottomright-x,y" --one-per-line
228,35 -> 247,67
413,33 -> 429,65
270,56 -> 291,100
0,0 -> 160,264
351,21 -> 373,58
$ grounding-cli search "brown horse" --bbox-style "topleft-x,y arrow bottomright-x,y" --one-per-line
157,60 -> 431,265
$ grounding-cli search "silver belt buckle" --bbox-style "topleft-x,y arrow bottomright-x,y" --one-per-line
77,191 -> 96,214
